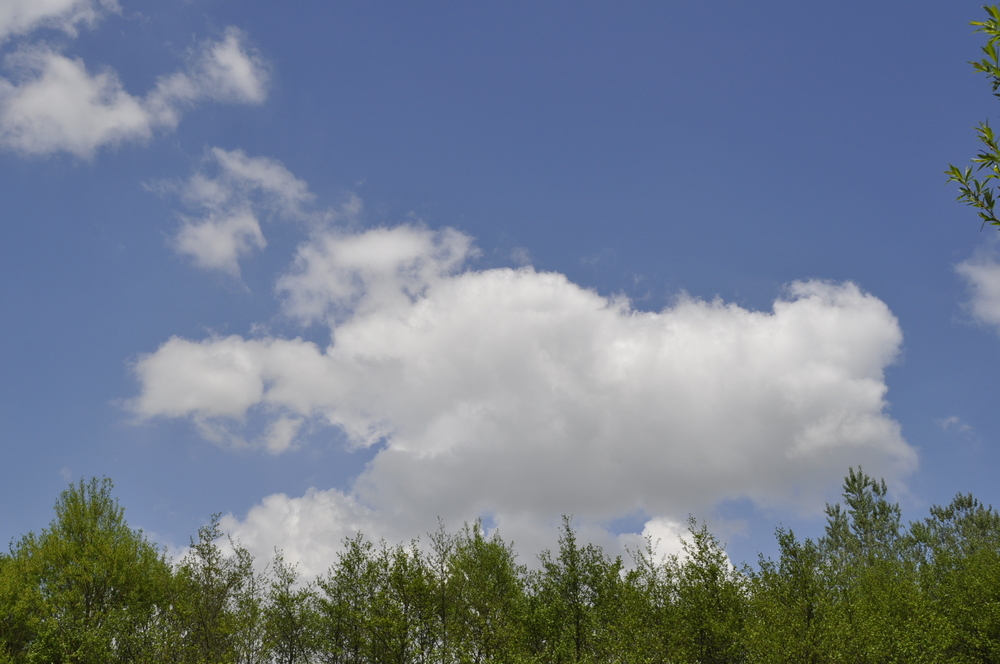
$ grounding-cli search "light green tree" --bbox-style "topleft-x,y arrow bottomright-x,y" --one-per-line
671,518 -> 747,664
314,533 -> 374,662
446,520 -> 527,663
0,477 -> 172,664
527,516 -> 627,664
266,550 -> 316,664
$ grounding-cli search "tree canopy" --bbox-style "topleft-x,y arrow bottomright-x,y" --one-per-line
4,469 -> 1000,662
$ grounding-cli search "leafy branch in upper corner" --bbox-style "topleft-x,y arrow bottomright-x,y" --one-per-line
947,5 -> 1000,229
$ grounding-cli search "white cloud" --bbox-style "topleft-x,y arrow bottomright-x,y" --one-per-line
0,28 -> 268,157
0,0 -> 118,44
937,415 -> 972,434
262,415 -> 304,455
173,209 -> 267,276
132,215 -> 916,576
276,224 -> 476,324
218,488 -> 376,578
510,246 -> 532,266
957,247 -> 1000,332
165,148 -> 316,275
146,28 -> 269,122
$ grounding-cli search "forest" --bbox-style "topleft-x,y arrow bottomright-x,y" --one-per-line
2,469 -> 1000,663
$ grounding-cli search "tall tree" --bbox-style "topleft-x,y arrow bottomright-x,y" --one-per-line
0,477 -> 172,664
527,516 -> 625,664
314,534 -> 375,664
447,521 -> 528,663
169,515 -> 264,664
672,518 -> 747,664
622,536 -> 680,663
266,551 -> 316,664
819,469 -> 945,664
910,494 -> 1000,662
746,529 -> 830,664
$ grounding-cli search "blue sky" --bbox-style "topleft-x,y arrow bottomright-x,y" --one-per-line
2,0 -> 1000,570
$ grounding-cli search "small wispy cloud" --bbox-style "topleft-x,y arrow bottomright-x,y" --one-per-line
0,27 -> 268,157
937,415 -> 973,434
510,246 -> 532,266
157,148 -> 361,277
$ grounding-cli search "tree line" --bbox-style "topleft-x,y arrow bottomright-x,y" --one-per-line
3,469 -> 1000,662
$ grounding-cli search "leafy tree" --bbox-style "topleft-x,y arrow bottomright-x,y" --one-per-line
0,548 -> 36,663
169,515 -> 264,664
947,5 -> 1000,228
672,518 -> 747,664
230,543 -> 271,664
266,551 -> 316,664
910,494 -> 1000,663
746,529 -> 829,664
622,535 -> 681,663
822,467 -> 903,568
446,521 -> 527,663
0,477 -> 171,664
819,469 -> 946,664
427,520 -> 456,664
527,516 -> 626,664
366,540 -> 433,664
314,534 -> 374,663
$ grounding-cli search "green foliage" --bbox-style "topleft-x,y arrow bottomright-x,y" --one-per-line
266,551 -> 316,664
746,530 -> 828,664
672,518 -> 747,664
947,6 -> 1000,228
0,477 -> 171,664
817,469 -> 946,664
12,468 -> 1000,663
909,494 -> 1000,663
527,516 -> 627,663
445,520 -> 527,663
623,535 -> 681,662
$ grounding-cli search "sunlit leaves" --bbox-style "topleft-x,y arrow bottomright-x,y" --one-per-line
947,7 -> 1000,229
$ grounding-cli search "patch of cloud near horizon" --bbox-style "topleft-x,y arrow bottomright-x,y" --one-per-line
0,27 -> 268,157
131,184 -> 916,575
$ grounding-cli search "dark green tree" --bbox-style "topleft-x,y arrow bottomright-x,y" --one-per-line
746,529 -> 830,664
818,469 -> 946,664
909,494 -> 1000,663
167,515 -> 264,664
622,535 -> 681,663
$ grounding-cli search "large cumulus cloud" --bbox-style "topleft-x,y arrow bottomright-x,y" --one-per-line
131,200 -> 915,575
